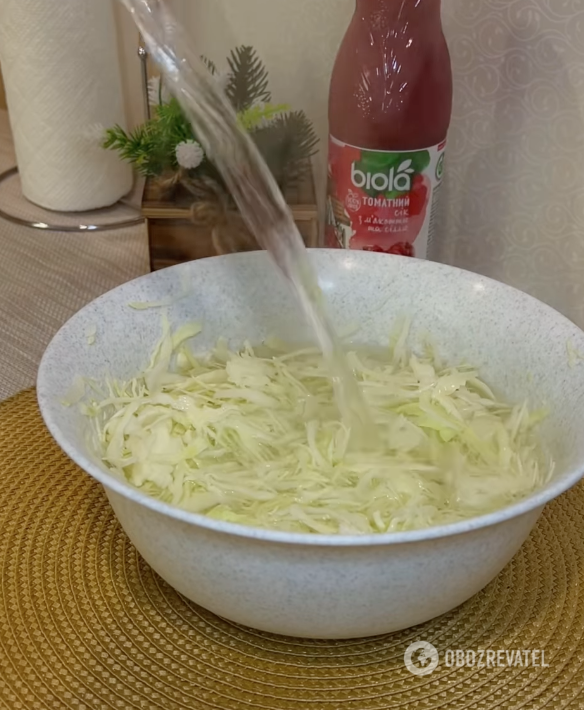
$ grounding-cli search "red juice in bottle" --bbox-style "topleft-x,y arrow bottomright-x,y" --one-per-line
325,0 -> 453,259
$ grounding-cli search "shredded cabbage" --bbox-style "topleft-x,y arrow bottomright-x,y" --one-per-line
81,320 -> 554,535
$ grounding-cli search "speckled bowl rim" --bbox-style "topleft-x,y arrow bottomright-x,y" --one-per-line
37,250 -> 584,548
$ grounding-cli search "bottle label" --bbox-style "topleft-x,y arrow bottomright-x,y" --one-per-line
325,137 -> 447,259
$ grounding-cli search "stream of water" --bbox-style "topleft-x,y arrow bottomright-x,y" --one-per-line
120,0 -> 378,447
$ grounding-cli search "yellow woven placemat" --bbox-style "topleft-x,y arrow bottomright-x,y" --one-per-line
1,389 -> 584,709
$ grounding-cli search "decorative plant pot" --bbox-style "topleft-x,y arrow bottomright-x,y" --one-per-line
141,169 -> 319,272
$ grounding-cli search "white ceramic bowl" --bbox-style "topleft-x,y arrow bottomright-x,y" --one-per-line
37,251 -> 584,639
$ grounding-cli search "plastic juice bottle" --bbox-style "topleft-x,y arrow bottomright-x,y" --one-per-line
325,0 -> 453,258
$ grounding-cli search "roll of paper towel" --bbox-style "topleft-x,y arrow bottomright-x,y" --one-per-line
0,0 -> 133,212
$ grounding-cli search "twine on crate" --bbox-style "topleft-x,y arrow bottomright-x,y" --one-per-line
156,170 -> 259,255
189,180 -> 258,256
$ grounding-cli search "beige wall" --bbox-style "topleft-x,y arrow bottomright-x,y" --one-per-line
115,0 -> 354,197
170,0 -> 352,190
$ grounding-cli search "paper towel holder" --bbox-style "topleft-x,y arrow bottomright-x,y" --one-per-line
138,39 -> 151,122
0,167 -> 144,233
0,40 -> 154,233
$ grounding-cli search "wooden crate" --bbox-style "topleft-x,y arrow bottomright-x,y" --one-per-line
142,171 -> 320,272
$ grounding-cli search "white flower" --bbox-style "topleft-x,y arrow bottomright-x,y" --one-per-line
82,123 -> 106,147
175,140 -> 205,170
148,76 -> 171,105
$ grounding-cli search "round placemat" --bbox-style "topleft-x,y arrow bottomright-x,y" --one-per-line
1,389 -> 584,709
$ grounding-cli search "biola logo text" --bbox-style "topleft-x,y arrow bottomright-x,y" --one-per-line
351,159 -> 415,193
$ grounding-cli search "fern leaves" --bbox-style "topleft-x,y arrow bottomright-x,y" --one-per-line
252,111 -> 319,190
226,46 -> 271,111
104,46 -> 319,188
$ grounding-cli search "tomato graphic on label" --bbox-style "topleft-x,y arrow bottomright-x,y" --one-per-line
363,242 -> 416,257
409,174 -> 429,217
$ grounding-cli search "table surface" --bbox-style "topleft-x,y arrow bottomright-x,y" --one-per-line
0,110 -> 150,401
